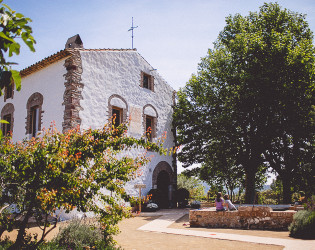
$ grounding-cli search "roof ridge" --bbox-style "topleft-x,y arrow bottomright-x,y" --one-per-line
76,48 -> 137,51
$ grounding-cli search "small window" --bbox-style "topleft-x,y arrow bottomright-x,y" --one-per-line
143,74 -> 149,89
26,92 -> 43,137
1,103 -> 14,137
112,107 -> 122,126
146,115 -> 153,141
4,82 -> 14,101
5,85 -> 13,99
1,114 -> 11,136
30,106 -> 39,137
141,72 -> 154,91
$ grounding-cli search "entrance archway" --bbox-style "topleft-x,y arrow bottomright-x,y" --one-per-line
157,170 -> 170,208
152,161 -> 174,209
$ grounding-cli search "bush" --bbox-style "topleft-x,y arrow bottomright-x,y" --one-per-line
289,210 -> 315,239
190,200 -> 201,209
0,237 -> 13,250
52,219 -> 105,249
148,189 -> 163,206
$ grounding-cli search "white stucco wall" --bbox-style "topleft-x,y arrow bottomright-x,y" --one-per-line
79,50 -> 175,196
0,50 -> 176,199
0,59 -> 67,141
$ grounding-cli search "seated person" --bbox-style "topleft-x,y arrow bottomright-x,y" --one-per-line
215,192 -> 225,211
223,194 -> 236,211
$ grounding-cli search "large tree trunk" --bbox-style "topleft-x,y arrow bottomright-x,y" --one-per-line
244,168 -> 256,204
281,175 -> 292,204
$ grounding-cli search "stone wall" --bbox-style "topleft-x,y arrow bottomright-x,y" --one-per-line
190,206 -> 296,230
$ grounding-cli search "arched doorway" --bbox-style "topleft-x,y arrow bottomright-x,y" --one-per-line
157,170 -> 170,208
152,161 -> 174,209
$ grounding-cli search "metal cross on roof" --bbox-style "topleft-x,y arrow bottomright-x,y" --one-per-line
128,17 -> 138,49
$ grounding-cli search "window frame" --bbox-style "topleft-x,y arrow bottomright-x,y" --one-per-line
26,92 -> 44,137
4,82 -> 14,102
1,103 -> 14,137
30,105 -> 40,137
108,94 -> 128,127
141,71 -> 154,91
2,114 -> 12,136
143,104 -> 158,141
145,115 -> 154,141
111,106 -> 123,127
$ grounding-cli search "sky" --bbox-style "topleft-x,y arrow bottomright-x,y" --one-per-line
5,0 -> 315,92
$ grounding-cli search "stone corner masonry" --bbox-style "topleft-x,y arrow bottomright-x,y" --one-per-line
62,50 -> 84,133
189,206 -> 296,231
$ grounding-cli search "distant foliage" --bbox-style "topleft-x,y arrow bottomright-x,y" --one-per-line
177,173 -> 205,200
289,210 -> 315,239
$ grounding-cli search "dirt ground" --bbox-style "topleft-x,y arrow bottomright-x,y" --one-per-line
113,215 -> 284,250
2,214 -> 288,250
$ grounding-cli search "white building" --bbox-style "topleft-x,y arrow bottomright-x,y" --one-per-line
0,35 -> 177,208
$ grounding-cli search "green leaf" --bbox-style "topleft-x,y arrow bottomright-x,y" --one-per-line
10,70 -> 21,91
0,32 -> 15,43
0,120 -> 9,124
2,3 -> 13,12
25,40 -> 35,52
15,13 -> 24,18
9,42 -> 20,57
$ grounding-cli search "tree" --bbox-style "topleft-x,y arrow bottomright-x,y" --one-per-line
0,0 -> 36,137
177,173 -> 205,200
0,0 -> 35,92
173,3 -> 315,203
0,123 -> 166,249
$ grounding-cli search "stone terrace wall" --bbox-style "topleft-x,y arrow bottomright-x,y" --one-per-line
190,206 -> 296,230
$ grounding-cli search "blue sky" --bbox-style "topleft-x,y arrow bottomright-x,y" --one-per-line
6,0 -> 315,91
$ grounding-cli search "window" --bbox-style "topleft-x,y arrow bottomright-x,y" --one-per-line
4,82 -> 14,101
112,107 -> 122,126
1,103 -> 14,137
145,115 -> 153,141
141,72 -> 154,91
143,104 -> 158,141
26,92 -> 43,137
108,95 -> 128,127
30,106 -> 40,137
143,74 -> 149,89
1,114 -> 11,136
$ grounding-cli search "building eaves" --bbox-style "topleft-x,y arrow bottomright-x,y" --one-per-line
20,48 -> 137,78
20,49 -> 73,78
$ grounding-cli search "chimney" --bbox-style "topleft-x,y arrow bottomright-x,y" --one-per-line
65,34 -> 83,49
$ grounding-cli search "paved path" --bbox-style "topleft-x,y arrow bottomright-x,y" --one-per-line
137,211 -> 315,250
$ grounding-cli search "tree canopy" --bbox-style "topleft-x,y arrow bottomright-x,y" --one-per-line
0,0 -> 35,94
0,123 -> 166,249
173,3 -> 315,203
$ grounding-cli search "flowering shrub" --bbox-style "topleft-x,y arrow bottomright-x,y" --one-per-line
130,194 -> 153,206
0,122 -> 166,249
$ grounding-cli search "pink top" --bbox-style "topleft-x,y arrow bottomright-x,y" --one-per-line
215,199 -> 224,210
